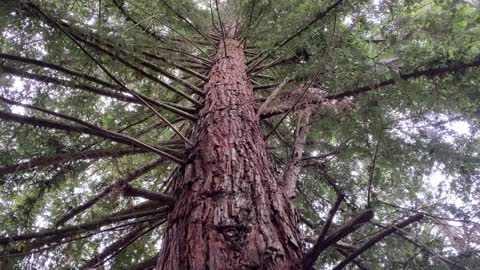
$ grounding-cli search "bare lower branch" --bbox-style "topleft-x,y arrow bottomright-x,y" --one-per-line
66,29 -> 203,106
336,248 -> 370,270
55,158 -> 166,226
367,128 -> 383,208
0,53 -> 117,89
303,209 -> 374,270
256,78 -> 288,118
282,106 -> 313,197
80,224 -> 152,269
0,208 -> 169,245
143,52 -> 209,82
80,220 -> 165,269
0,148 -> 148,175
332,213 -> 424,270
0,65 -> 197,120
261,59 -> 480,118
326,59 -> 480,100
123,185 -> 175,205
0,111 -> 184,164
317,194 -> 345,243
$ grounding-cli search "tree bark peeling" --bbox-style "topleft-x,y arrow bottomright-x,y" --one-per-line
283,107 -> 313,198
157,27 -> 302,270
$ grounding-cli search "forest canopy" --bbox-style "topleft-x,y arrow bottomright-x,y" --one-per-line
0,0 -> 479,269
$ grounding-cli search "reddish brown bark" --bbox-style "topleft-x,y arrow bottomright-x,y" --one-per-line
156,27 -> 302,269
283,107 -> 313,198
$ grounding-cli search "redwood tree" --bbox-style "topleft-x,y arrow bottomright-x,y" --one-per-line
0,0 -> 479,269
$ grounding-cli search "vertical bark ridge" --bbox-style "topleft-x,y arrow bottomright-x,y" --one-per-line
157,26 -> 302,269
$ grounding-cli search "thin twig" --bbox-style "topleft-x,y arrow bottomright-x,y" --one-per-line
367,128 -> 383,208
215,0 -> 228,58
159,0 -> 210,41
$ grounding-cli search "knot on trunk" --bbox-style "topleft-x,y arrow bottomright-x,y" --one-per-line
215,223 -> 252,250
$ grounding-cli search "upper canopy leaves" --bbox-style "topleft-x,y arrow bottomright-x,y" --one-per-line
0,0 -> 479,269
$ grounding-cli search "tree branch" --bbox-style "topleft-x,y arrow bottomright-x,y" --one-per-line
336,248 -> 370,270
158,0 -> 210,41
28,2 -> 202,130
123,185 -> 175,205
55,158 -> 166,226
367,128 -> 383,208
116,0 -> 211,59
264,17 -> 337,139
0,64 -> 197,120
65,28 -> 203,106
80,224 -> 151,269
0,147 -> 148,175
326,59 -> 480,100
277,0 -> 344,49
112,0 -> 164,42
215,0 -> 228,58
238,0 -> 257,48
132,53 -> 205,95
282,106 -> 313,197
303,209 -> 373,270
81,228 -> 142,268
256,78 -> 288,117
143,52 -> 208,82
316,194 -> 345,243
82,219 -> 166,269
332,213 -> 424,270
262,59 -> 480,118
375,222 -> 469,270
0,53 -> 117,89
0,207 -> 169,245
247,0 -> 343,73
0,111 -> 184,164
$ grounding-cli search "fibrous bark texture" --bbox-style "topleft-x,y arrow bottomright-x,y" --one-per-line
283,107 -> 313,198
156,27 -> 303,269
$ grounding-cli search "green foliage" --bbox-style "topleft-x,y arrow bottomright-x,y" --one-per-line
0,0 -> 479,269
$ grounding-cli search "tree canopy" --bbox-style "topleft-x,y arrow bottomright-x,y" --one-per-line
0,0 -> 479,269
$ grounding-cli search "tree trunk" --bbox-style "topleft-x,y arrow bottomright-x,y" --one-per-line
156,26 -> 303,269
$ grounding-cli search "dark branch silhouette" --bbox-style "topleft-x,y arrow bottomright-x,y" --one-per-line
333,213 -> 424,270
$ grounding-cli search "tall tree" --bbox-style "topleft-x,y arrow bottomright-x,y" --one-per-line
0,0 -> 479,269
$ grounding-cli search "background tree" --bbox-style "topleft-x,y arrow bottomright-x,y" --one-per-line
0,0 -> 479,269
